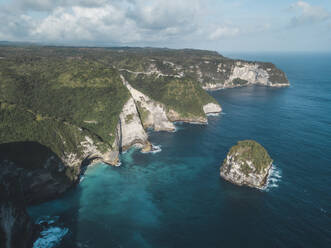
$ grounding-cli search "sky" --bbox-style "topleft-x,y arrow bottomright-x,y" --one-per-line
0,0 -> 330,52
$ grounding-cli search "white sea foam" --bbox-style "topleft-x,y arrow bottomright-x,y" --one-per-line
206,112 -> 220,116
262,164 -> 282,192
36,216 -> 59,225
141,144 -> 162,154
33,216 -> 69,248
33,227 -> 69,248
79,176 -> 85,183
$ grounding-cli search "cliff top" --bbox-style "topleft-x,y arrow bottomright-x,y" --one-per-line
226,140 -> 273,174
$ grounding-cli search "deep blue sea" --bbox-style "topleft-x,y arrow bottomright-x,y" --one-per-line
29,53 -> 331,248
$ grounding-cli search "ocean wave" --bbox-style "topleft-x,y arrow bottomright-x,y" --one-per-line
33,227 -> 69,248
262,164 -> 282,192
141,144 -> 162,154
206,112 -> 220,116
36,216 -> 59,225
33,216 -> 68,248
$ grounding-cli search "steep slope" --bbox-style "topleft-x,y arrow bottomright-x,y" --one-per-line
120,75 -> 175,131
121,71 -> 221,123
118,97 -> 150,151
220,140 -> 273,189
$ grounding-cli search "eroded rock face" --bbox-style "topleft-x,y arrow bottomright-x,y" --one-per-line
203,103 -> 222,115
120,75 -> 175,131
220,140 -> 273,189
203,61 -> 289,90
118,98 -> 149,151
0,163 -> 39,248
166,109 -> 208,124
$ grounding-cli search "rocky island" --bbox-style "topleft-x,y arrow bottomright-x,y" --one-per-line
220,140 -> 273,189
0,46 -> 288,246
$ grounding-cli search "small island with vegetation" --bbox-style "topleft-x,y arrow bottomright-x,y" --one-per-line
220,140 -> 273,189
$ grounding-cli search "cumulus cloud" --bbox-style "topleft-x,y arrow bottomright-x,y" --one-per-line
0,0 -> 205,44
209,26 -> 240,40
289,1 -> 330,27
13,0 -> 109,11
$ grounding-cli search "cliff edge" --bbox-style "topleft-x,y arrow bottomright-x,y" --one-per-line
220,140 -> 273,189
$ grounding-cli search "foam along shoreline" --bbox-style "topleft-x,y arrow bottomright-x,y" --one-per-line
141,144 -> 162,154
261,164 -> 282,192
33,216 -> 69,248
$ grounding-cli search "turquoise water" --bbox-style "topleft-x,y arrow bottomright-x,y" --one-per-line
29,53 -> 331,248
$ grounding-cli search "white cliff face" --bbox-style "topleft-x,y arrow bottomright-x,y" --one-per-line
120,75 -> 175,131
119,97 -> 149,151
203,103 -> 222,115
220,154 -> 271,189
227,62 -> 270,86
204,61 -> 289,90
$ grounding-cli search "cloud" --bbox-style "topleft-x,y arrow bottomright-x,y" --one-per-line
12,0 -> 109,11
0,0 -> 205,44
209,26 -> 240,40
289,1 -> 330,27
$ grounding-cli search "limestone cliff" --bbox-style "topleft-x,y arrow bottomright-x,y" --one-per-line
203,61 -> 290,90
220,140 -> 273,189
203,103 -> 222,115
118,98 -> 150,151
120,75 -> 175,131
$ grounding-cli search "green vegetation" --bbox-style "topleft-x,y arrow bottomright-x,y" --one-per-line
122,72 -> 217,117
0,101 -> 95,159
0,46 -> 224,164
125,114 -> 134,123
136,102 -> 150,127
0,49 -> 130,154
232,78 -> 248,86
227,140 -> 273,175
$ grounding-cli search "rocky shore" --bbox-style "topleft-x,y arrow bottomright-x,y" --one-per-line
220,140 -> 273,189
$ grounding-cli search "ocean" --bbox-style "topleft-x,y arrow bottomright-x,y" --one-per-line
29,52 -> 331,248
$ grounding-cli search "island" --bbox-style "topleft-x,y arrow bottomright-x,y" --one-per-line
0,46 -> 288,247
220,140 -> 273,189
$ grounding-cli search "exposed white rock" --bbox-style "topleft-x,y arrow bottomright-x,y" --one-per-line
61,152 -> 80,168
205,62 -> 289,90
118,97 -> 149,150
80,136 -> 101,158
220,140 -> 273,189
227,62 -> 269,85
220,154 -> 271,189
120,75 -> 175,132
203,103 -> 222,115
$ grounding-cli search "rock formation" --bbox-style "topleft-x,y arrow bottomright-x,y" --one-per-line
203,61 -> 289,90
220,140 -> 273,189
120,75 -> 176,131
118,97 -> 150,151
0,162 -> 39,248
203,103 -> 222,115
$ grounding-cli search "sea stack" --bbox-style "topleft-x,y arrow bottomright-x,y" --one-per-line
220,140 -> 273,189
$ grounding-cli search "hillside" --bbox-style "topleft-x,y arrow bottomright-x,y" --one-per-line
0,45 -> 288,191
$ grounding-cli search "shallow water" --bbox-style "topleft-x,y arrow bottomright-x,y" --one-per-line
29,53 -> 331,248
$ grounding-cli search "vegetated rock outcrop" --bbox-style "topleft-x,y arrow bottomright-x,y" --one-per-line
220,140 -> 273,189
